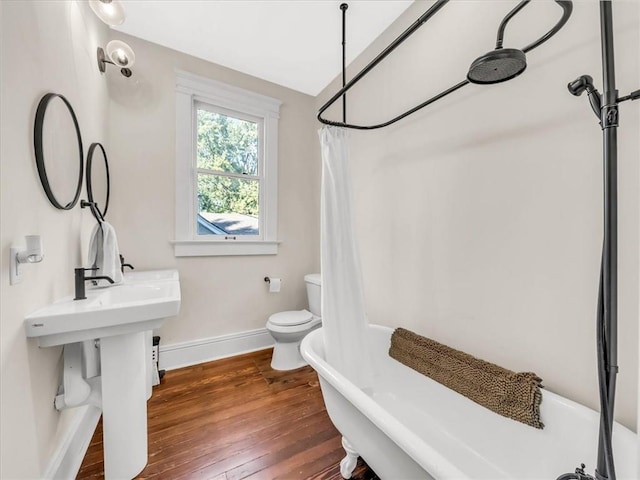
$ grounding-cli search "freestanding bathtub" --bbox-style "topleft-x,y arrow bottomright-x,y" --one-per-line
301,325 -> 637,480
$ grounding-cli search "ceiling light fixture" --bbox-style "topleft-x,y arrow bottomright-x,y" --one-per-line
97,40 -> 135,77
89,0 -> 126,26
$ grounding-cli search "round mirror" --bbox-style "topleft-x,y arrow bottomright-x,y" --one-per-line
86,142 -> 110,219
33,93 -> 84,210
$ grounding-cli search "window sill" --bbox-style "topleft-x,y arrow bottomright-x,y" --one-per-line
172,240 -> 279,257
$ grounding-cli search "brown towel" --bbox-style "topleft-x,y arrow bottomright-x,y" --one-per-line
389,328 -> 544,429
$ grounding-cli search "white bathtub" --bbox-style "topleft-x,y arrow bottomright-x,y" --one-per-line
301,325 -> 637,480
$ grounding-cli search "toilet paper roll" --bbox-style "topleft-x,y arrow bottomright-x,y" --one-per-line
269,278 -> 281,293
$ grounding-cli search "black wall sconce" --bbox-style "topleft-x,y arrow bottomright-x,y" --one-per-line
97,40 -> 135,77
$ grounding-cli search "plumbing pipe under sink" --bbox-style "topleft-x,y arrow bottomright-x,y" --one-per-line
54,342 -> 101,410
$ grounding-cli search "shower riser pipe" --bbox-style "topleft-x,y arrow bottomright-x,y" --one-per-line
596,1 -> 618,479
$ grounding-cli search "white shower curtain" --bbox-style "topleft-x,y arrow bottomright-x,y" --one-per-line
318,126 -> 373,389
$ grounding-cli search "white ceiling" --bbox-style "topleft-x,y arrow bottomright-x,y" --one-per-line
115,1 -> 414,96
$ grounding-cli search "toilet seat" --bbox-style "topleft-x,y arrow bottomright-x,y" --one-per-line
268,310 -> 313,327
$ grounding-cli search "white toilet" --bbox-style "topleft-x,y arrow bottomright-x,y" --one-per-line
266,273 -> 321,370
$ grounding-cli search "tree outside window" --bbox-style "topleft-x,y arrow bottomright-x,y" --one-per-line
196,108 -> 261,236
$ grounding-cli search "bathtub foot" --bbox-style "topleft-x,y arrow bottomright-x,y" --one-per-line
339,436 -> 359,479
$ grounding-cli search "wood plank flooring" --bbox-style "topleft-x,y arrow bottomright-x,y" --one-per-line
78,349 -> 378,480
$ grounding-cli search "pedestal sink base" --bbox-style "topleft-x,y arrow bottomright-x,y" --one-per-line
101,332 -> 148,479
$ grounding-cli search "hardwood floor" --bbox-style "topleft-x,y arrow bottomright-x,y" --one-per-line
78,349 -> 378,480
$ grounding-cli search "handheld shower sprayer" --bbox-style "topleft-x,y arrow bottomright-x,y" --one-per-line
568,75 -> 602,119
567,74 -> 596,95
569,74 -> 640,123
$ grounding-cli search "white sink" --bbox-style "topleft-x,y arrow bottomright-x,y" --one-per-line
25,276 -> 180,347
24,269 -> 180,479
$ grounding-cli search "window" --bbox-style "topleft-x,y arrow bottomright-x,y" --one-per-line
174,71 -> 281,256
196,105 -> 261,237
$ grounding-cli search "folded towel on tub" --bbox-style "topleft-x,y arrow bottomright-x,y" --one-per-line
389,327 -> 543,429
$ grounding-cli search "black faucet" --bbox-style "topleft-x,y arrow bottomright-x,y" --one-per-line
119,254 -> 135,273
74,267 -> 114,301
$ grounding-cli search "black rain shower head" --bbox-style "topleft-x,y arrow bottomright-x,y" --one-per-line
317,0 -> 573,129
467,48 -> 527,85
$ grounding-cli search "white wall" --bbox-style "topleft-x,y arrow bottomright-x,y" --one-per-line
0,1 -> 108,477
105,33 -> 321,346
317,0 -> 639,429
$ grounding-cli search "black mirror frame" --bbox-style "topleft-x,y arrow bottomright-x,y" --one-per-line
33,93 -> 84,210
86,142 -> 110,219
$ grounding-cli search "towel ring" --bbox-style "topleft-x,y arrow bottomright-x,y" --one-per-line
86,142 -> 111,220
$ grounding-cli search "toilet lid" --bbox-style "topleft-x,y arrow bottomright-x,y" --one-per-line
268,310 -> 313,327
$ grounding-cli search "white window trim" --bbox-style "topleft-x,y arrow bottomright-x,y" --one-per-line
174,70 -> 281,257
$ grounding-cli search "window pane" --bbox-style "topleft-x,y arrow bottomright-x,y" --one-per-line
197,174 -> 259,236
197,109 -> 258,176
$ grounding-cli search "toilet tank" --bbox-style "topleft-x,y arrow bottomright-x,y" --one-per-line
304,274 -> 321,316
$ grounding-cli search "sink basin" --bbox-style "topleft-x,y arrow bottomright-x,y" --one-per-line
25,273 -> 180,347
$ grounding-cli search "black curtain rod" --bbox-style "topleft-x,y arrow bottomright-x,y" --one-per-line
318,0 -> 573,130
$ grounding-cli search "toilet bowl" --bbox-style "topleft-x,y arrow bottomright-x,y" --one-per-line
266,274 -> 321,370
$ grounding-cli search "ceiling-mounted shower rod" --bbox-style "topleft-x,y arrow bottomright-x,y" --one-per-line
341,3 -> 348,123
317,0 -> 573,130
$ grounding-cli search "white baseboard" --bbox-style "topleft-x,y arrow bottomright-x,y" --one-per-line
159,328 -> 273,371
43,405 -> 101,480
